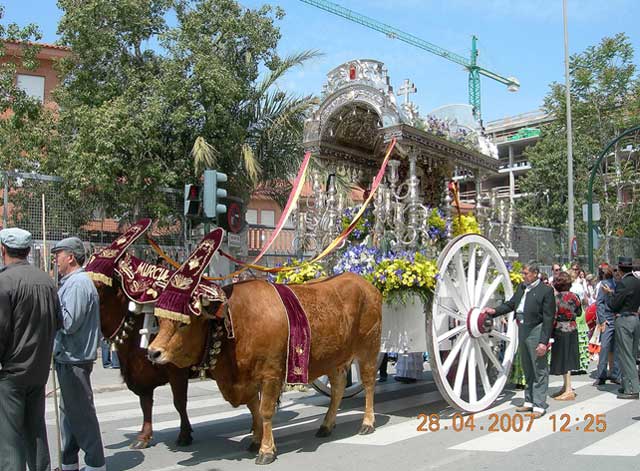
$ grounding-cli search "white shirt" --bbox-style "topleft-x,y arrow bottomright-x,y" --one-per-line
516,279 -> 540,313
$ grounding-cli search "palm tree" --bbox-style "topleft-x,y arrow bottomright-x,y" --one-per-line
191,50 -> 321,206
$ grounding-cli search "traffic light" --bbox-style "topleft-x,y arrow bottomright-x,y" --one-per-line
203,169 -> 228,219
184,184 -> 201,217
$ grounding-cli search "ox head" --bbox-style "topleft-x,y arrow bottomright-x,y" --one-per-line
147,300 -> 225,368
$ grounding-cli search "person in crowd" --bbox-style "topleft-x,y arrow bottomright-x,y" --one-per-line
585,273 -> 597,305
549,263 -> 561,284
394,352 -> 424,383
549,271 -> 581,400
52,237 -> 107,471
569,268 -> 590,373
0,228 -> 61,471
607,257 -> 640,400
594,264 -> 621,385
100,336 -> 120,369
378,353 -> 389,382
482,262 -> 556,418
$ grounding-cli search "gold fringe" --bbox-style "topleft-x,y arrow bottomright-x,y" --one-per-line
154,307 -> 191,324
86,272 -> 113,286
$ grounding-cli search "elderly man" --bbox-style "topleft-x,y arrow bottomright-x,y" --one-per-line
0,228 -> 60,471
608,257 -> 640,400
481,262 -> 556,418
52,237 -> 106,471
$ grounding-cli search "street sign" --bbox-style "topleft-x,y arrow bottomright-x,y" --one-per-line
570,236 -> 578,259
227,232 -> 243,248
582,202 -> 600,222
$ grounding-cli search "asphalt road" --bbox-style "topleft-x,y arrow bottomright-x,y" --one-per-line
44,366 -> 640,471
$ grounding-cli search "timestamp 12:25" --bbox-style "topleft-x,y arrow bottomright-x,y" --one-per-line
549,413 -> 607,432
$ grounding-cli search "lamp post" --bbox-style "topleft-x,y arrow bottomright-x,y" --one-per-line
563,0 -> 575,262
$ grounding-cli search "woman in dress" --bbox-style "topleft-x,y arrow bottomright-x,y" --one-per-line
550,271 -> 582,400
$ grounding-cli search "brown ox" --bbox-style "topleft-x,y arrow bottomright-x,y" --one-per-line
96,281 -> 194,448
147,273 -> 382,465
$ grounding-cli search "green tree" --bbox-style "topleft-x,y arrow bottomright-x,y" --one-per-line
517,33 -> 640,252
52,0 -> 317,224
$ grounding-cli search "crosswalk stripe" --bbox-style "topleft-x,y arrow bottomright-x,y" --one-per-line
450,389 -> 625,452
574,419 -> 640,456
46,394 -> 232,425
333,380 -> 589,446
222,390 -> 444,442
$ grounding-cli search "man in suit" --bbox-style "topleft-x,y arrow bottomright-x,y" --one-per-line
481,261 -> 556,418
608,257 -> 640,400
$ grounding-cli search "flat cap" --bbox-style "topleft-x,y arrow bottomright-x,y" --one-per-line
618,256 -> 633,268
52,237 -> 86,261
0,227 -> 33,249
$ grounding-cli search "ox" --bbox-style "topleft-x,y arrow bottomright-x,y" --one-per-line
147,273 -> 382,465
96,281 -> 194,448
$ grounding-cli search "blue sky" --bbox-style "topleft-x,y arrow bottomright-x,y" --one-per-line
4,0 -> 640,123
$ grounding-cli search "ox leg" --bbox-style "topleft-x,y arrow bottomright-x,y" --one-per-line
131,393 -> 154,449
246,393 -> 263,453
169,370 -> 193,446
316,366 -> 347,437
357,354 -> 377,435
255,380 -> 281,465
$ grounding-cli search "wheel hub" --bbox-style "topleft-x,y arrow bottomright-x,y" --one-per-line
466,307 -> 492,338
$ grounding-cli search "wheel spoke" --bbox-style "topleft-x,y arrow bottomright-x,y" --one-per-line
436,324 -> 467,344
478,274 -> 504,310
444,276 -> 468,314
443,332 -> 469,376
474,342 -> 492,394
468,342 -> 477,403
454,253 -> 470,309
437,302 -> 466,322
474,253 -> 491,306
479,338 -> 505,376
454,337 -> 471,396
467,243 -> 477,307
489,329 -> 511,343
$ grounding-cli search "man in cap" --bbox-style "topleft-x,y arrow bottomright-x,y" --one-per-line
52,237 -> 106,471
0,228 -> 61,471
608,256 -> 640,400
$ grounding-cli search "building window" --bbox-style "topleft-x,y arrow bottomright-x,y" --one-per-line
16,74 -> 45,102
283,213 -> 295,229
260,210 -> 275,228
246,209 -> 258,225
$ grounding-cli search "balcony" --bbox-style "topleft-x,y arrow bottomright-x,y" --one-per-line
247,226 -> 296,255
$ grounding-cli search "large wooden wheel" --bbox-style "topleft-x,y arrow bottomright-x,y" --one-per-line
427,234 -> 517,413
312,354 -> 385,398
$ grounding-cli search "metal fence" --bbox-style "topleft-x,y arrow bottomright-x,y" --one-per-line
1,171 -> 188,269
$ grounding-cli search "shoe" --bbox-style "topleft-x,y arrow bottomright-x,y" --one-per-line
593,379 -> 606,386
608,377 -> 621,385
554,390 -> 576,401
616,392 -> 639,400
378,376 -> 388,383
550,389 -> 566,398
515,405 -> 533,412
618,387 -> 625,394
394,376 -> 417,384
531,410 -> 546,419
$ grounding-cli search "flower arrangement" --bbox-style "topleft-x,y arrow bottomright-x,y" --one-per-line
452,213 -> 480,237
272,258 -> 327,285
341,205 -> 374,242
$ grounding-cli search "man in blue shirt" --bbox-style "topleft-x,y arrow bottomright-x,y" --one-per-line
52,237 -> 106,471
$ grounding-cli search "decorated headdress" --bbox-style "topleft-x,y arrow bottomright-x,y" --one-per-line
154,228 -> 225,323
85,218 -> 153,286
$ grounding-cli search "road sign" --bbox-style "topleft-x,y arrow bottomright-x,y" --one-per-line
582,203 -> 600,222
571,236 -> 578,258
227,232 -> 243,248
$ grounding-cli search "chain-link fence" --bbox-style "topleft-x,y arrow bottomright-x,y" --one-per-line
1,171 -> 188,269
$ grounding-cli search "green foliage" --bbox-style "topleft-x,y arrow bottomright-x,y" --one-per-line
50,0 -> 317,222
517,33 -> 640,242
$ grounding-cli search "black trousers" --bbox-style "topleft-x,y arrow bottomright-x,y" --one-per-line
0,378 -> 50,471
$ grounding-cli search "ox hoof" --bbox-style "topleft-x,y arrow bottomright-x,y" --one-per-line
247,441 -> 261,453
358,424 -> 375,435
176,434 -> 193,447
255,452 -> 276,465
315,425 -> 334,438
130,438 -> 152,449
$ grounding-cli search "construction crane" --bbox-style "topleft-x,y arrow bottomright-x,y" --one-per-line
299,0 -> 520,122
